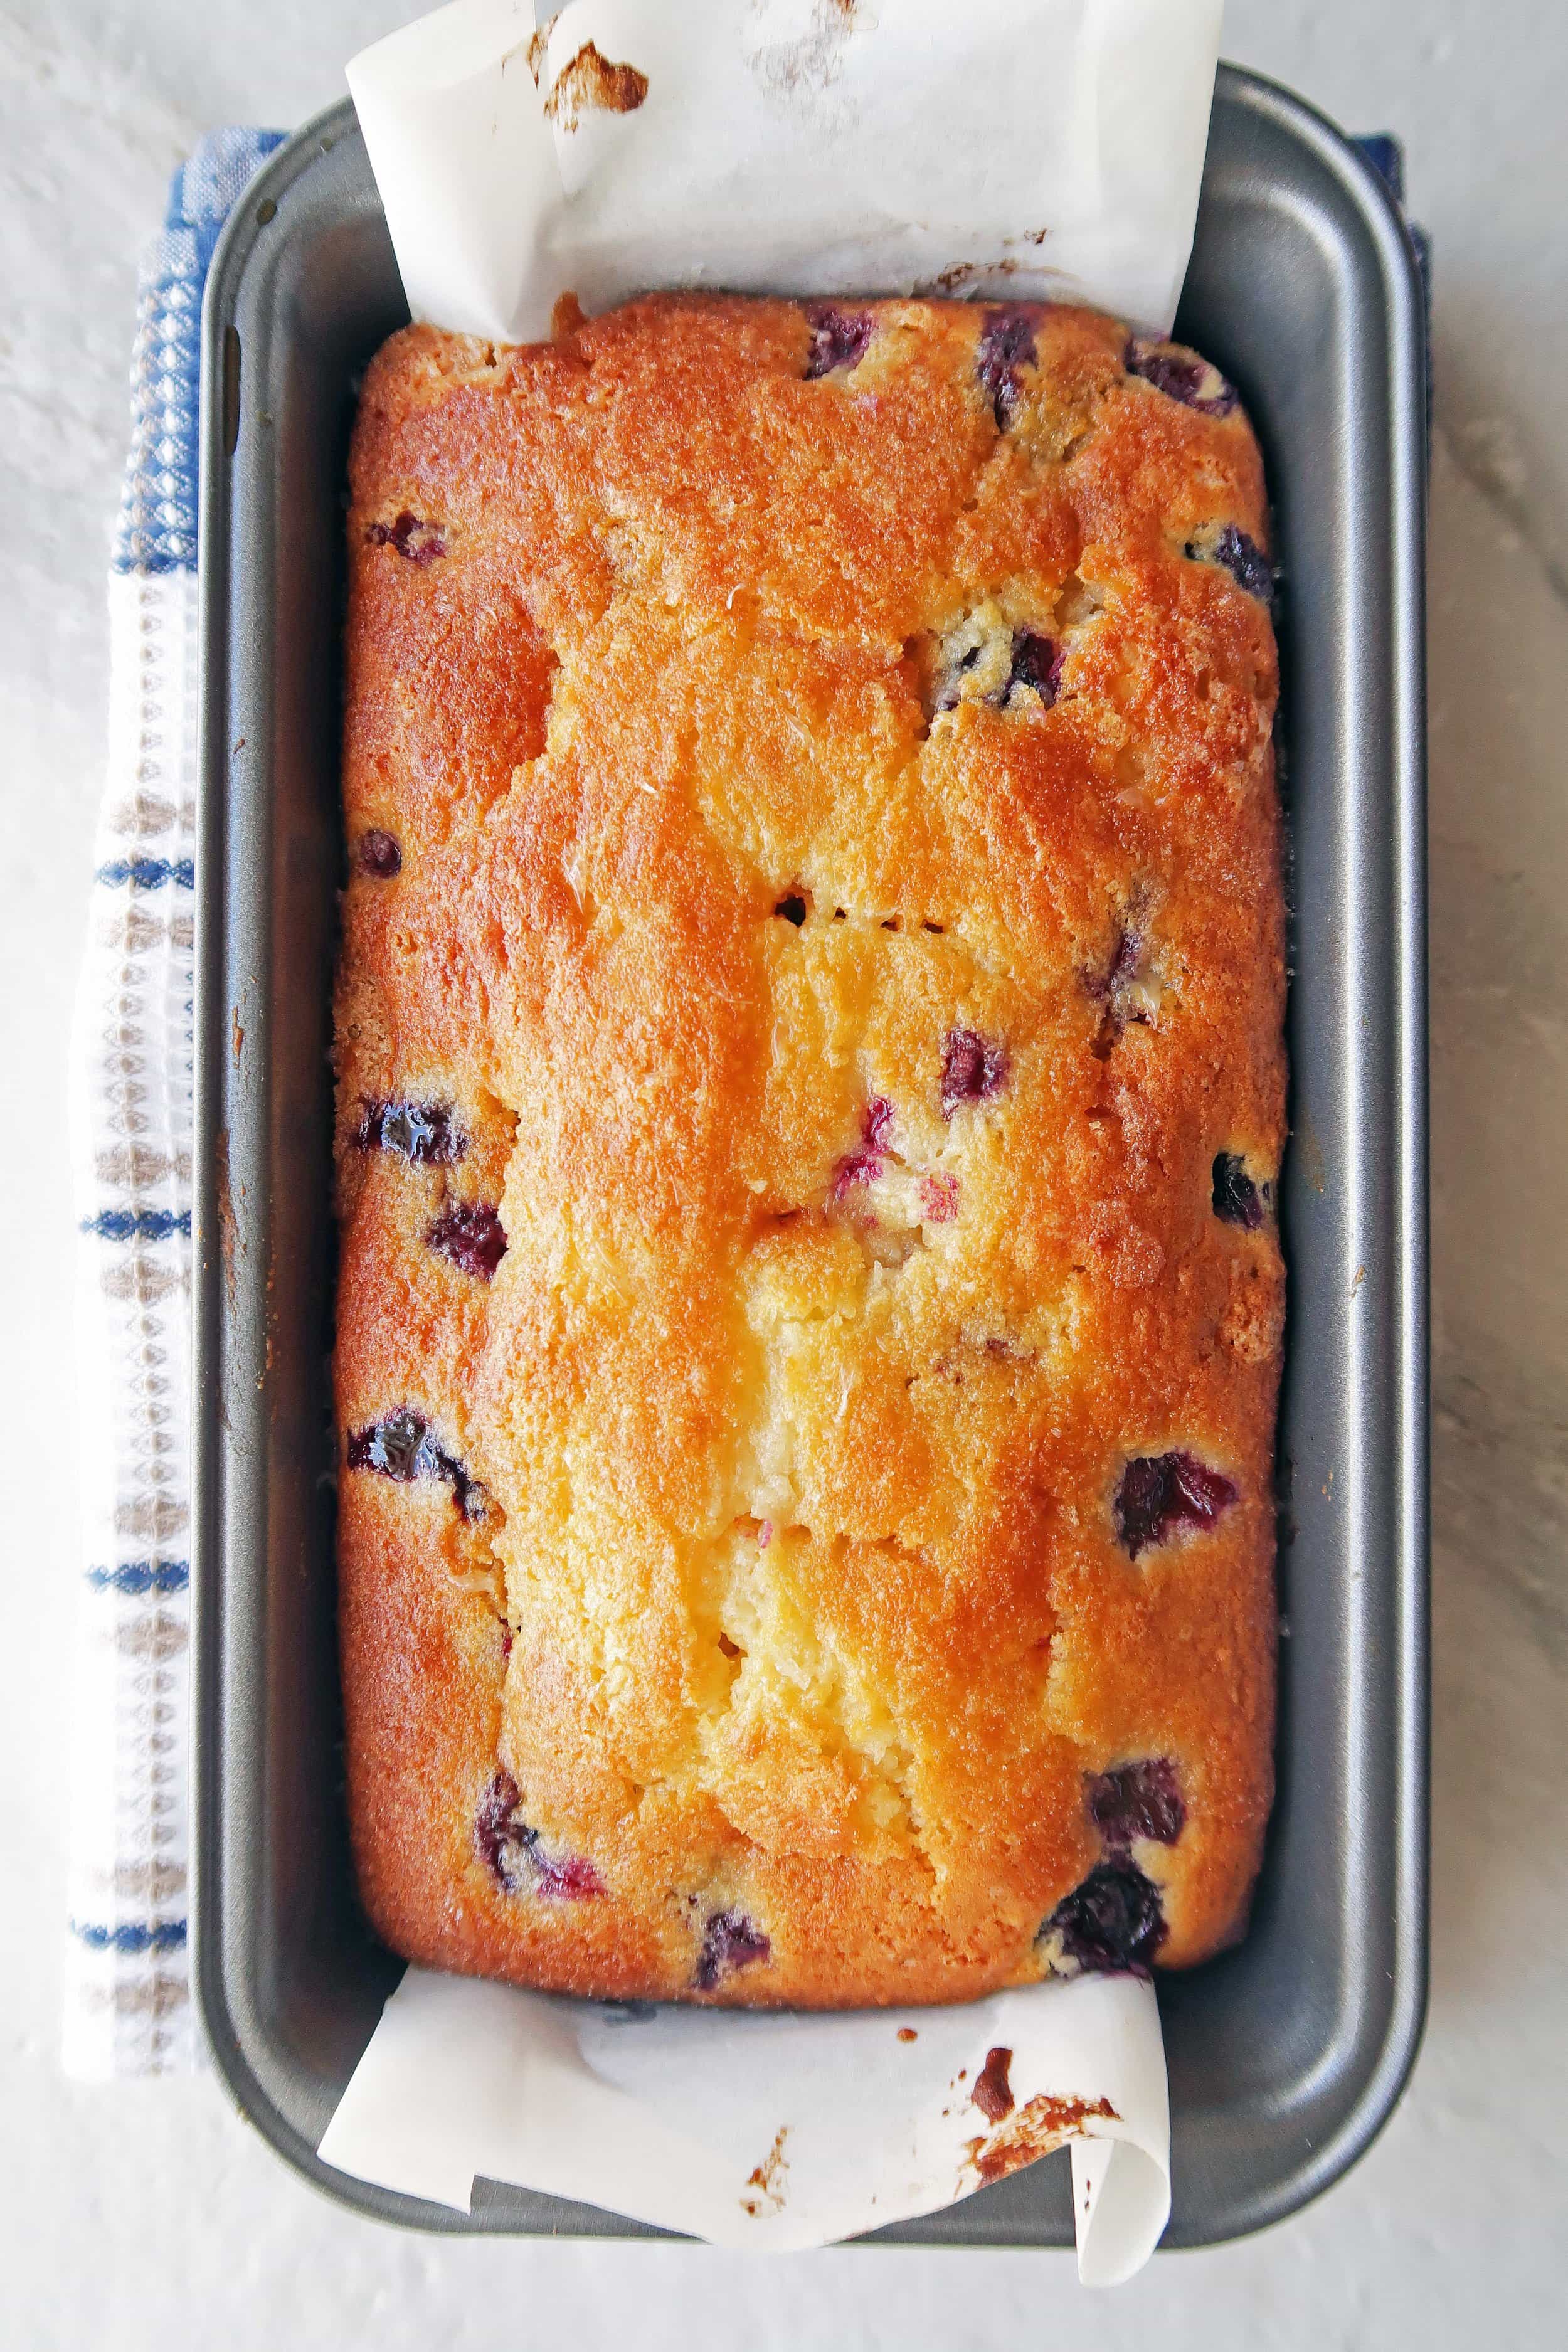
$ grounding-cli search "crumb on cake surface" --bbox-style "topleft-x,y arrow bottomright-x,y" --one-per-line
334,294 -> 1284,2007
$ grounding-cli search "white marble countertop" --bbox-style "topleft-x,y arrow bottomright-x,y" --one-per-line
3,1 -> 1565,2342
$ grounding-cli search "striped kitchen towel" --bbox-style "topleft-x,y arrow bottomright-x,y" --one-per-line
65,127 -> 282,2080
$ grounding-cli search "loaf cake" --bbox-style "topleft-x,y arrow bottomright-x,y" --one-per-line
335,294 -> 1284,2008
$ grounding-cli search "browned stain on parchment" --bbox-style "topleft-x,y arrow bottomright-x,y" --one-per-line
928,258 -> 1022,295
965,2094 -> 1118,2188
970,2045 -> 1015,2122
740,2124 -> 791,2217
544,41 -> 650,132
748,0 -> 861,103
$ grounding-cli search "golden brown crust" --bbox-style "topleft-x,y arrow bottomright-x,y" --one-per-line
336,295 -> 1283,2006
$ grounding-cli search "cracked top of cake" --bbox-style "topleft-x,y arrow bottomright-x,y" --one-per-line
334,292 -> 1284,2007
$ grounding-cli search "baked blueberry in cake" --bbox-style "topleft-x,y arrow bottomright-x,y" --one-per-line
334,295 -> 1285,2005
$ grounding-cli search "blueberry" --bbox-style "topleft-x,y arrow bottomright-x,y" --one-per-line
346,1405 -> 430,1482
694,1908 -> 771,1989
940,1029 -> 1008,1118
864,1097 -> 894,1150
832,1098 -> 894,1199
475,1771 -> 605,1899
1043,1861 -> 1166,1973
1125,337 -> 1238,419
347,1406 -> 487,1521
1212,1152 -> 1268,1231
1006,628 -> 1061,708
474,1769 -> 523,1884
933,642 -> 981,715
804,305 -> 874,379
367,510 -> 447,564
1212,524 -> 1274,603
1087,1759 -> 1185,1848
1114,1451 -> 1237,1559
977,307 -> 1038,428
359,828 -> 402,879
354,1098 -> 464,1165
427,1203 -> 508,1278
531,1849 -> 608,1901
919,1172 -> 960,1223
832,1145 -> 882,1197
1085,922 -> 1150,1055
1103,924 -> 1143,997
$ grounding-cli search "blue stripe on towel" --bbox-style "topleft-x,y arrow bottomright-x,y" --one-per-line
81,1209 -> 193,1242
94,856 -> 196,891
113,127 -> 285,575
70,1920 -> 189,1955
85,1562 -> 191,1596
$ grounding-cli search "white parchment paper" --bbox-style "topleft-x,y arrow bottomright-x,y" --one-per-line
319,1966 -> 1170,2280
329,0 -> 1223,2277
347,0 -> 1224,343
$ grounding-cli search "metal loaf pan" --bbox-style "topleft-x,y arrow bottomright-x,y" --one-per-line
193,66 -> 1429,2248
